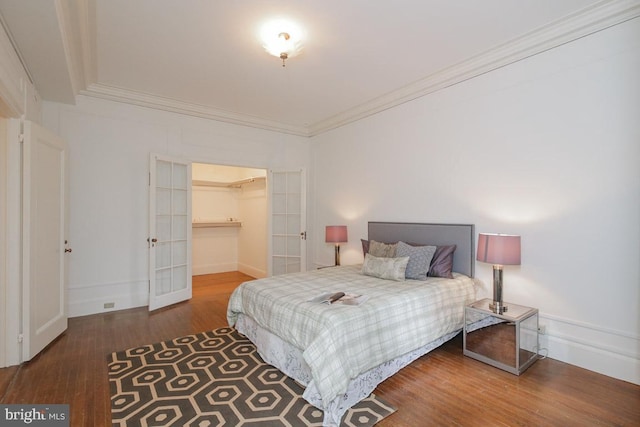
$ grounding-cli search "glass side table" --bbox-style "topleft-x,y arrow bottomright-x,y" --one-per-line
463,298 -> 539,375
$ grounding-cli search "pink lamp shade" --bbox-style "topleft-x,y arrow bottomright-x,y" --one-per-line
325,225 -> 348,243
477,233 -> 521,266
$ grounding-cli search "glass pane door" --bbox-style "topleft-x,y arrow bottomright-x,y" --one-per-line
149,154 -> 192,310
270,170 -> 306,275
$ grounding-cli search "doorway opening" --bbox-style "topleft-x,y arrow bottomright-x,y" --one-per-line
191,163 -> 268,281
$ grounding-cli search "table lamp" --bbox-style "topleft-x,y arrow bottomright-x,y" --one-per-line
476,233 -> 521,314
325,225 -> 348,266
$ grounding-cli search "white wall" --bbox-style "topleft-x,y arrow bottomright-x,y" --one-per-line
310,18 -> 640,385
41,95 -> 309,317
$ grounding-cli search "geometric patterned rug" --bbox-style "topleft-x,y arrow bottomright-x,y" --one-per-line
108,327 -> 395,426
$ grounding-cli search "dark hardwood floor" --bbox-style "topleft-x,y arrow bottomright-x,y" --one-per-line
1,271 -> 638,426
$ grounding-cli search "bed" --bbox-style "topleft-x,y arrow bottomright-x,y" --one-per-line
227,222 -> 478,426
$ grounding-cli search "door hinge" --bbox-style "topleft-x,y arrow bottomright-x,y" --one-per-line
18,334 -> 24,343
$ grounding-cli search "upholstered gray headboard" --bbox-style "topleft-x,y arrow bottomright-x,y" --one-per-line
368,222 -> 475,277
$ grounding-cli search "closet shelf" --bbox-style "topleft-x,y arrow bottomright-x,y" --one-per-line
192,221 -> 242,228
193,176 -> 265,188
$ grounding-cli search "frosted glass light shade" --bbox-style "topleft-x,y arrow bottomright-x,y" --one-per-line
260,19 -> 304,59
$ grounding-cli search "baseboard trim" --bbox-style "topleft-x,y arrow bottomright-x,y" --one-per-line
238,262 -> 266,279
67,264 -> 265,318
192,262 -> 238,276
540,313 -> 639,385
67,280 -> 148,318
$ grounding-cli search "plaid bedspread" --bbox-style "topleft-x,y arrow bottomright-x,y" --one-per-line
227,265 -> 476,406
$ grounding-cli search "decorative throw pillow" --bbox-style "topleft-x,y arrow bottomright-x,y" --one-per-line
396,241 -> 436,280
361,254 -> 409,281
361,239 -> 370,255
368,240 -> 397,258
428,245 -> 457,279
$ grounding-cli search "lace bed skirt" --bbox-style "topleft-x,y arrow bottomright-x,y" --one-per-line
235,313 -> 460,426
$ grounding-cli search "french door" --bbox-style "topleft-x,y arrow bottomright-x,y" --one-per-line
22,121 -> 68,361
149,154 -> 192,311
270,170 -> 306,275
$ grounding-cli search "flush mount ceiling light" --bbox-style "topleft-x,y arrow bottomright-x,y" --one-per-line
260,19 -> 304,67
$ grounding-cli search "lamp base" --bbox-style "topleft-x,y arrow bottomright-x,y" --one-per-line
489,301 -> 508,314
491,265 -> 507,314
334,245 -> 341,266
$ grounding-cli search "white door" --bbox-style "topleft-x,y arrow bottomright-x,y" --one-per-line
149,154 -> 192,311
269,170 -> 306,275
22,121 -> 68,361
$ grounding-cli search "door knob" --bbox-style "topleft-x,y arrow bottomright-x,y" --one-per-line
65,248 -> 72,253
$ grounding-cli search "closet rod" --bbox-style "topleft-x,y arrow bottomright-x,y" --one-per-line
192,176 -> 265,188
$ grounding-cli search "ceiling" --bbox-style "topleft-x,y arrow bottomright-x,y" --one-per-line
0,0 -> 637,136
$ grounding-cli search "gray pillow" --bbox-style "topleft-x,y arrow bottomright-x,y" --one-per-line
396,241 -> 436,280
361,254 -> 409,281
428,245 -> 457,279
361,239 -> 370,255
368,240 -> 397,258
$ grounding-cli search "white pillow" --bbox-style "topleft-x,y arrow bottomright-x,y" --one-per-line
368,240 -> 397,258
361,254 -> 409,281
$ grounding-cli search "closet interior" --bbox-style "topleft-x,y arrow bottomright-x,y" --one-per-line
192,163 -> 267,279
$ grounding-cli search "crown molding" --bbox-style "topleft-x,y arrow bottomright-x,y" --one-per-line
80,83 -> 310,136
308,0 -> 640,136
78,1 -> 640,138
74,0 -> 97,88
0,12 -> 28,117
54,0 -> 84,99
52,0 -> 102,99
